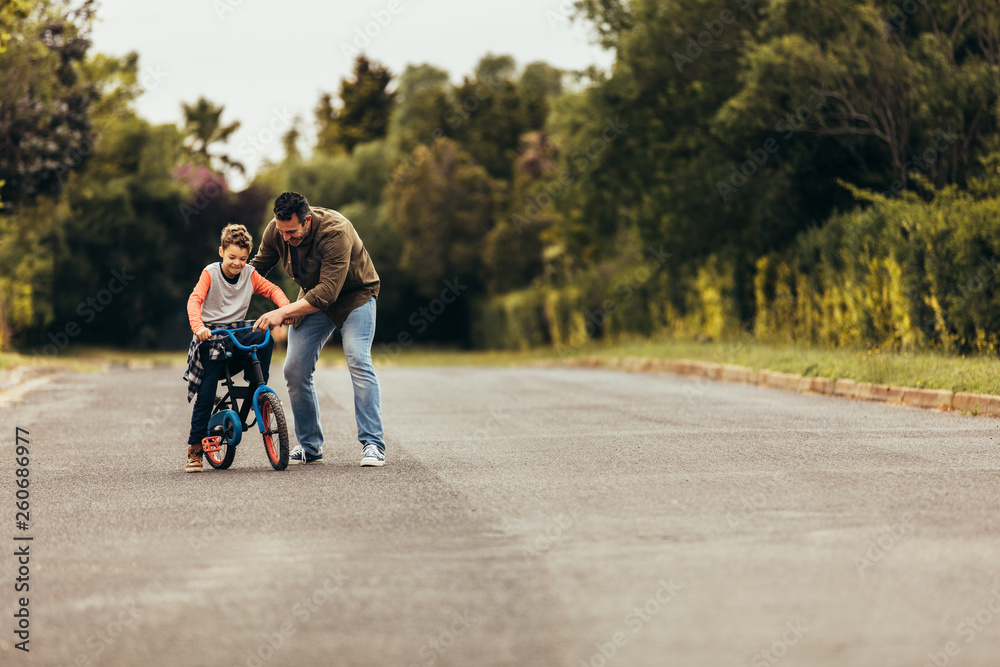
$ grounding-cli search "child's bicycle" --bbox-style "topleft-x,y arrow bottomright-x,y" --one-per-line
202,326 -> 289,471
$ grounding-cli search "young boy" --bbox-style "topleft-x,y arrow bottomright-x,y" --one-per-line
182,223 -> 290,472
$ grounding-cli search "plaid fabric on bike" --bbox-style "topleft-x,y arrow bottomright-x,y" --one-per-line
182,320 -> 256,402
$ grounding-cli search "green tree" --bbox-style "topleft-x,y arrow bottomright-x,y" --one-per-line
714,1 -> 998,191
0,0 -> 98,347
316,55 -> 395,155
483,131 -> 556,294
0,196 -> 57,348
449,54 -> 532,181
0,0 -> 31,53
557,0 -> 1000,277
474,53 -> 517,82
387,138 -> 498,299
40,46 -> 209,348
387,63 -> 452,153
282,121 -> 302,164
181,96 -> 244,174
573,0 -> 633,50
314,92 -> 342,156
0,0 -> 98,209
476,0 -> 1000,350
520,61 -> 564,130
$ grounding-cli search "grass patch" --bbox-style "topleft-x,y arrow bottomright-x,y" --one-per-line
0,352 -> 25,371
0,346 -> 190,375
65,346 -> 189,366
582,337 -> 1000,395
368,335 -> 1000,395
0,350 -> 103,374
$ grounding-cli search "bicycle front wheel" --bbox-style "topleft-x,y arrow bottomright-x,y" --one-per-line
258,393 -> 288,471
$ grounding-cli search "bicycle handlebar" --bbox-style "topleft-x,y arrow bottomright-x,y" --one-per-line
209,326 -> 272,351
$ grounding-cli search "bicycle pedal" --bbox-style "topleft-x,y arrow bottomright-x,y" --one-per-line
201,436 -> 223,454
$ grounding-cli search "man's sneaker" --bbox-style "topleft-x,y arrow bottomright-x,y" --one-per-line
185,445 -> 203,473
289,445 -> 323,465
360,444 -> 385,467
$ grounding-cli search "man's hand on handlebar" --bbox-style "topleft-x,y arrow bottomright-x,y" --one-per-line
195,327 -> 212,342
253,310 -> 285,332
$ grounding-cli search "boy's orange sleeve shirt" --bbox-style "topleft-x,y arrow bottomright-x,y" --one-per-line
187,270 -> 212,334
250,271 -> 291,308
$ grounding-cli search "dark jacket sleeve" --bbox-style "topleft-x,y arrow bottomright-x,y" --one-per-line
302,232 -> 350,310
249,221 -> 281,278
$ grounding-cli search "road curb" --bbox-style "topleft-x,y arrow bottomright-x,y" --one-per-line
567,356 -> 991,418
951,392 -> 1000,417
0,367 -> 60,407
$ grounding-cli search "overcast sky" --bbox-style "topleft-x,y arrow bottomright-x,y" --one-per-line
89,0 -> 615,187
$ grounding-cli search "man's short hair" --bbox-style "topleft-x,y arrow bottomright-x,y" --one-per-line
274,192 -> 311,224
220,223 -> 253,252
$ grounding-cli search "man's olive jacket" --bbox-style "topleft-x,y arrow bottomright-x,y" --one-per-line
250,206 -> 380,328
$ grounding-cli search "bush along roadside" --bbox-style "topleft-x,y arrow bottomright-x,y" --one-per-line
476,186 -> 1000,359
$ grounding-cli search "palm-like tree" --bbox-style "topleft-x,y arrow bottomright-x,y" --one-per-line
181,96 -> 244,174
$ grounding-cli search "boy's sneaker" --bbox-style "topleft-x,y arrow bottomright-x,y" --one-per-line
360,444 -> 385,467
289,445 -> 323,465
185,445 -> 203,473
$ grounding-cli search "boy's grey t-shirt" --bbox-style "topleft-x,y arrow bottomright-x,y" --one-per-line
199,263 -> 257,325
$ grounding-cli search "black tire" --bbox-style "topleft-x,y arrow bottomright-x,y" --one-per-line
258,393 -> 289,471
204,415 -> 238,470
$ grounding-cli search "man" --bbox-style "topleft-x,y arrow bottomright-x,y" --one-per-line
250,191 -> 386,467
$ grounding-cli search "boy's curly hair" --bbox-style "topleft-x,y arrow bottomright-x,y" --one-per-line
220,223 -> 253,252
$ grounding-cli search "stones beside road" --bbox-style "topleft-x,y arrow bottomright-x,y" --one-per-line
901,388 -> 954,411
833,379 -> 858,399
856,384 -> 905,404
951,392 -> 1000,417
764,371 -> 802,393
721,364 -> 756,384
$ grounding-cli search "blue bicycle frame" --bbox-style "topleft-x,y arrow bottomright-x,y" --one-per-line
210,326 -> 278,436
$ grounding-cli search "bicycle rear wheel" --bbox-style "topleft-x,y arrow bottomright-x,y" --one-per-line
204,411 -> 238,470
258,393 -> 288,470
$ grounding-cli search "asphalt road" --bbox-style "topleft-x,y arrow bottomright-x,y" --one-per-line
1,362 -> 1000,667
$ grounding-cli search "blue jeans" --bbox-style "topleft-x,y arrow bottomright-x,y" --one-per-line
188,330 -> 272,446
284,297 -> 385,456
